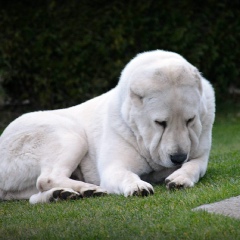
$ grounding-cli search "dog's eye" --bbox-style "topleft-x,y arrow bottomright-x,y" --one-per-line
186,116 -> 195,125
155,121 -> 167,128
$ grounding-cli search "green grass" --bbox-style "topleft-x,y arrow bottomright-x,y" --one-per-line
1,107 -> 240,240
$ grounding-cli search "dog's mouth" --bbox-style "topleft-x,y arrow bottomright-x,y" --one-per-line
147,151 -> 189,170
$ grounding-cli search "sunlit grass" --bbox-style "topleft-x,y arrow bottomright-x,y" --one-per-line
0,105 -> 240,239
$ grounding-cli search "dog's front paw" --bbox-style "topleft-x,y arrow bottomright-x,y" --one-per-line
165,174 -> 194,190
123,180 -> 154,197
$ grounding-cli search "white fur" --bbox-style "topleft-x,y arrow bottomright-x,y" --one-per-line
0,50 -> 215,203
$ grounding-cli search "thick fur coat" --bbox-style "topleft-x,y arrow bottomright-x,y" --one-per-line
0,50 -> 215,203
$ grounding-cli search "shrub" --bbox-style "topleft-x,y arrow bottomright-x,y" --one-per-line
0,0 -> 239,110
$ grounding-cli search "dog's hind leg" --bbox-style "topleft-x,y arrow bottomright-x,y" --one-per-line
37,172 -> 107,194
0,186 -> 38,201
36,174 -> 107,202
33,132 -> 107,203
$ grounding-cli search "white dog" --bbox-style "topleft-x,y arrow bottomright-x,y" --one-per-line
0,50 -> 215,203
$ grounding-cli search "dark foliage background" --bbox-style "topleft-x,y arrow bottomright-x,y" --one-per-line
0,0 -> 239,110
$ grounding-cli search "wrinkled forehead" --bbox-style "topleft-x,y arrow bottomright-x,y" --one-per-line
144,86 -> 201,117
130,59 -> 201,97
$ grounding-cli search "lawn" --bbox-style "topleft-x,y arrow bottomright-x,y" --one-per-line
0,105 -> 240,240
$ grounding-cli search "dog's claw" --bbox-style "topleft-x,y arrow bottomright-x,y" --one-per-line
165,179 -> 171,184
132,188 -> 154,197
82,190 -> 95,198
166,181 -> 184,190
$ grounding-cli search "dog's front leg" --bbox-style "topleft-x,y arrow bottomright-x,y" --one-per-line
98,142 -> 154,197
100,166 -> 154,197
165,125 -> 212,189
165,154 -> 209,189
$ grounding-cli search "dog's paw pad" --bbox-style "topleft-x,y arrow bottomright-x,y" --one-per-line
52,190 -> 62,199
82,190 -> 95,198
51,189 -> 82,201
167,182 -> 184,190
93,191 -> 107,197
82,189 -> 108,198
132,188 -> 154,197
61,191 -> 79,200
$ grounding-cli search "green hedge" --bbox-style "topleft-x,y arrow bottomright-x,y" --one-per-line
0,0 -> 239,110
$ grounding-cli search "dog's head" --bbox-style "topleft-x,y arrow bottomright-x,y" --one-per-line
120,50 -> 205,168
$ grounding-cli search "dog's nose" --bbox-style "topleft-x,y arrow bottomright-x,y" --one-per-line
170,154 -> 187,164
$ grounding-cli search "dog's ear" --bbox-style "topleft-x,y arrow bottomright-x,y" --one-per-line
192,67 -> 203,95
192,68 -> 208,114
130,89 -> 143,106
193,67 -> 203,95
